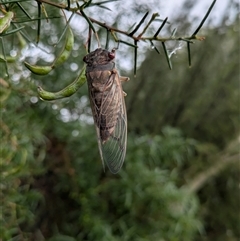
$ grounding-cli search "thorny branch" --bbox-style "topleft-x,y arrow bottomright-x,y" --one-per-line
35,0 -> 217,71
0,0 -> 217,75
36,0 -> 215,43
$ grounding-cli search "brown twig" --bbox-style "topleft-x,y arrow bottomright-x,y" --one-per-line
184,136 -> 239,193
36,0 -> 208,44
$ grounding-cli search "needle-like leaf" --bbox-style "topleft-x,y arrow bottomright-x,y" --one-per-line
129,12 -> 149,36
134,40 -> 138,76
87,26 -> 92,53
192,0 -> 217,36
0,38 -> 8,77
13,16 -> 60,23
127,22 -> 137,34
162,42 -> 172,70
91,0 -> 119,5
137,13 -> 159,38
105,29 -> 110,49
16,2 -> 32,19
67,0 -> 71,9
0,26 -> 25,36
118,39 -> 138,48
54,12 -> 74,46
80,9 -> 96,33
36,1 -> 41,43
154,17 -> 168,38
0,0 -> 29,3
171,27 -> 177,37
150,40 -> 160,54
187,42 -> 191,67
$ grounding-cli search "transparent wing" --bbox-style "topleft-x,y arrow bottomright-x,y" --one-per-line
101,73 -> 127,173
100,88 -> 127,174
88,71 -> 127,174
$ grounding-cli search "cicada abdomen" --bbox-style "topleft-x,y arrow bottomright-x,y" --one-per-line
83,48 -> 129,174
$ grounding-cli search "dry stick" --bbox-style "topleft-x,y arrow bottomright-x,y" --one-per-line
185,134 -> 239,193
185,154 -> 239,193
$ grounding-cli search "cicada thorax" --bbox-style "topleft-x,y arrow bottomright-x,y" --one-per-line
83,48 -> 128,173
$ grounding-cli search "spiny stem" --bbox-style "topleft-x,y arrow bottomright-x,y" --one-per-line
36,0 -> 214,45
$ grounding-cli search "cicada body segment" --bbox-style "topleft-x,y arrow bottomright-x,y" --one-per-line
83,48 -> 128,174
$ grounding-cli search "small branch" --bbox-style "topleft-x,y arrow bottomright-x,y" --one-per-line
142,35 -> 205,42
185,136 -> 240,193
36,0 -> 210,44
1,0 -> 216,77
185,154 -> 239,193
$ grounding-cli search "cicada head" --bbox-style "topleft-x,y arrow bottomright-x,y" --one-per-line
83,48 -> 116,68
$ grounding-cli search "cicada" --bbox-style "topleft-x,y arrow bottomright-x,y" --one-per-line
83,48 -> 129,174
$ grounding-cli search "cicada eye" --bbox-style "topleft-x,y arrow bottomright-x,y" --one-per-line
108,52 -> 115,60
83,56 -> 87,62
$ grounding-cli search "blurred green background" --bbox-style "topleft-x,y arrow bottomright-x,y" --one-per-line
0,1 -> 239,240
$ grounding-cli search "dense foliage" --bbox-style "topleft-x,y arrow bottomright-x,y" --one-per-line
1,1 -> 239,241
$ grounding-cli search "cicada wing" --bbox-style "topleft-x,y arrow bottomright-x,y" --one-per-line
87,83 -> 106,171
95,125 -> 106,171
100,93 -> 127,174
88,71 -> 127,174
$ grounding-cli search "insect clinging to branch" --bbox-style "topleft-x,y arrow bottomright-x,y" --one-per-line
83,48 -> 129,174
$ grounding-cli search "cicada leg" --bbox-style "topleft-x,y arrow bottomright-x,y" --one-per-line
120,76 -> 129,96
119,76 -> 130,82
